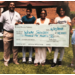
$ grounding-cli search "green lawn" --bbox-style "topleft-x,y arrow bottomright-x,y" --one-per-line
0,28 -> 75,74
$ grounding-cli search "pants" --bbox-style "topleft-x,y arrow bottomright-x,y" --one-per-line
22,47 -> 33,58
53,47 -> 64,63
3,31 -> 18,62
34,47 -> 46,64
72,45 -> 75,69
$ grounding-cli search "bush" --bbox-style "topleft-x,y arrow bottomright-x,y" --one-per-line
70,11 -> 75,19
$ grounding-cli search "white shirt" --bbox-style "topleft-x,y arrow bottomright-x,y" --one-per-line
9,11 -> 14,22
36,18 -> 50,25
0,10 -> 22,31
54,16 -> 71,24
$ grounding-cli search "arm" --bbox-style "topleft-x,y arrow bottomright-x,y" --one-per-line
48,19 -> 51,25
15,14 -> 22,25
0,14 -> 4,28
34,20 -> 39,25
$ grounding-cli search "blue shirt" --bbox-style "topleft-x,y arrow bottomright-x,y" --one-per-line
71,30 -> 75,44
22,15 -> 36,24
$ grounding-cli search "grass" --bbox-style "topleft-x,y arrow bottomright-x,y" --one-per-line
0,27 -> 75,74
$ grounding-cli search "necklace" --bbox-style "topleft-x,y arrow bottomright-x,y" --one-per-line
9,11 -> 14,22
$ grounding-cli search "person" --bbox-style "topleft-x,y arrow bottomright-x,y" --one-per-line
34,9 -> 52,66
71,28 -> 75,72
0,1 -> 22,66
22,7 -> 36,63
51,6 -> 72,67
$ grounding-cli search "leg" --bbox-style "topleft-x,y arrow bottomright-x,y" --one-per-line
12,41 -> 19,64
3,31 -> 13,66
40,47 -> 46,66
72,45 -> 75,69
53,48 -> 59,63
58,47 -> 64,65
51,48 -> 59,67
22,47 -> 26,62
3,41 -> 11,66
34,47 -> 40,65
28,47 -> 33,63
59,47 -> 64,61
29,47 -> 32,58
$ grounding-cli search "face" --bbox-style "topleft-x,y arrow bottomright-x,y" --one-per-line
40,11 -> 46,19
60,8 -> 65,16
26,9 -> 31,15
8,2 -> 15,12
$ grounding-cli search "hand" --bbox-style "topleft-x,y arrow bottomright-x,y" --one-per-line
47,47 -> 52,53
15,22 -> 18,25
36,23 -> 40,25
70,29 -> 73,34
15,22 -> 22,25
48,23 -> 51,25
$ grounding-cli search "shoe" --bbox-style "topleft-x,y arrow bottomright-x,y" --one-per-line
34,63 -> 38,66
51,62 -> 57,67
22,58 -> 26,63
58,61 -> 62,66
4,61 -> 8,66
28,58 -> 32,63
71,63 -> 74,67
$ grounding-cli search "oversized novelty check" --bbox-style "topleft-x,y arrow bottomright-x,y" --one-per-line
14,24 -> 70,47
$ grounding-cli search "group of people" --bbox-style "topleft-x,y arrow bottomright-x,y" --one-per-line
0,1 -> 75,72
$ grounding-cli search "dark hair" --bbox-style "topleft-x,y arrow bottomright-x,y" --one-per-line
26,8 -> 32,12
40,9 -> 47,16
8,1 -> 16,7
26,4 -> 32,12
56,5 -> 70,16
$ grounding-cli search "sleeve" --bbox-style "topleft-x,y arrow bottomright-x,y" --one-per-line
67,17 -> 71,22
0,14 -> 4,23
18,14 -> 22,22
49,19 -> 50,23
54,18 -> 57,23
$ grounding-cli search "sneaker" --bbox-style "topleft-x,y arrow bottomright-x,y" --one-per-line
58,61 -> 62,66
4,61 -> 8,66
71,63 -> 74,67
51,62 -> 57,67
28,58 -> 32,63
22,58 -> 26,63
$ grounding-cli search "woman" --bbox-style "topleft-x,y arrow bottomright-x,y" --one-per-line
34,9 -> 52,66
22,7 -> 36,63
51,6 -> 71,67
71,28 -> 75,72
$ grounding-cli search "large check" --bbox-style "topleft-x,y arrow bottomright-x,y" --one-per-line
14,24 -> 70,47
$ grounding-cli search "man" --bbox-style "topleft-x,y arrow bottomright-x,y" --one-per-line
0,1 -> 22,66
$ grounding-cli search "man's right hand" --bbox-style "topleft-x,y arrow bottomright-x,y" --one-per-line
15,22 -> 19,25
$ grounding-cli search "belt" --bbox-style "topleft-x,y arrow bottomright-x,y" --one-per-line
3,29 -> 13,33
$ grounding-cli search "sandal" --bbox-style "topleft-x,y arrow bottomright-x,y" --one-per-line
34,63 -> 38,66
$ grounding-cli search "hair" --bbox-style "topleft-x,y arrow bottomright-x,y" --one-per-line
8,1 -> 16,7
26,8 -> 32,12
26,4 -> 32,12
56,5 -> 70,16
40,9 -> 47,16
